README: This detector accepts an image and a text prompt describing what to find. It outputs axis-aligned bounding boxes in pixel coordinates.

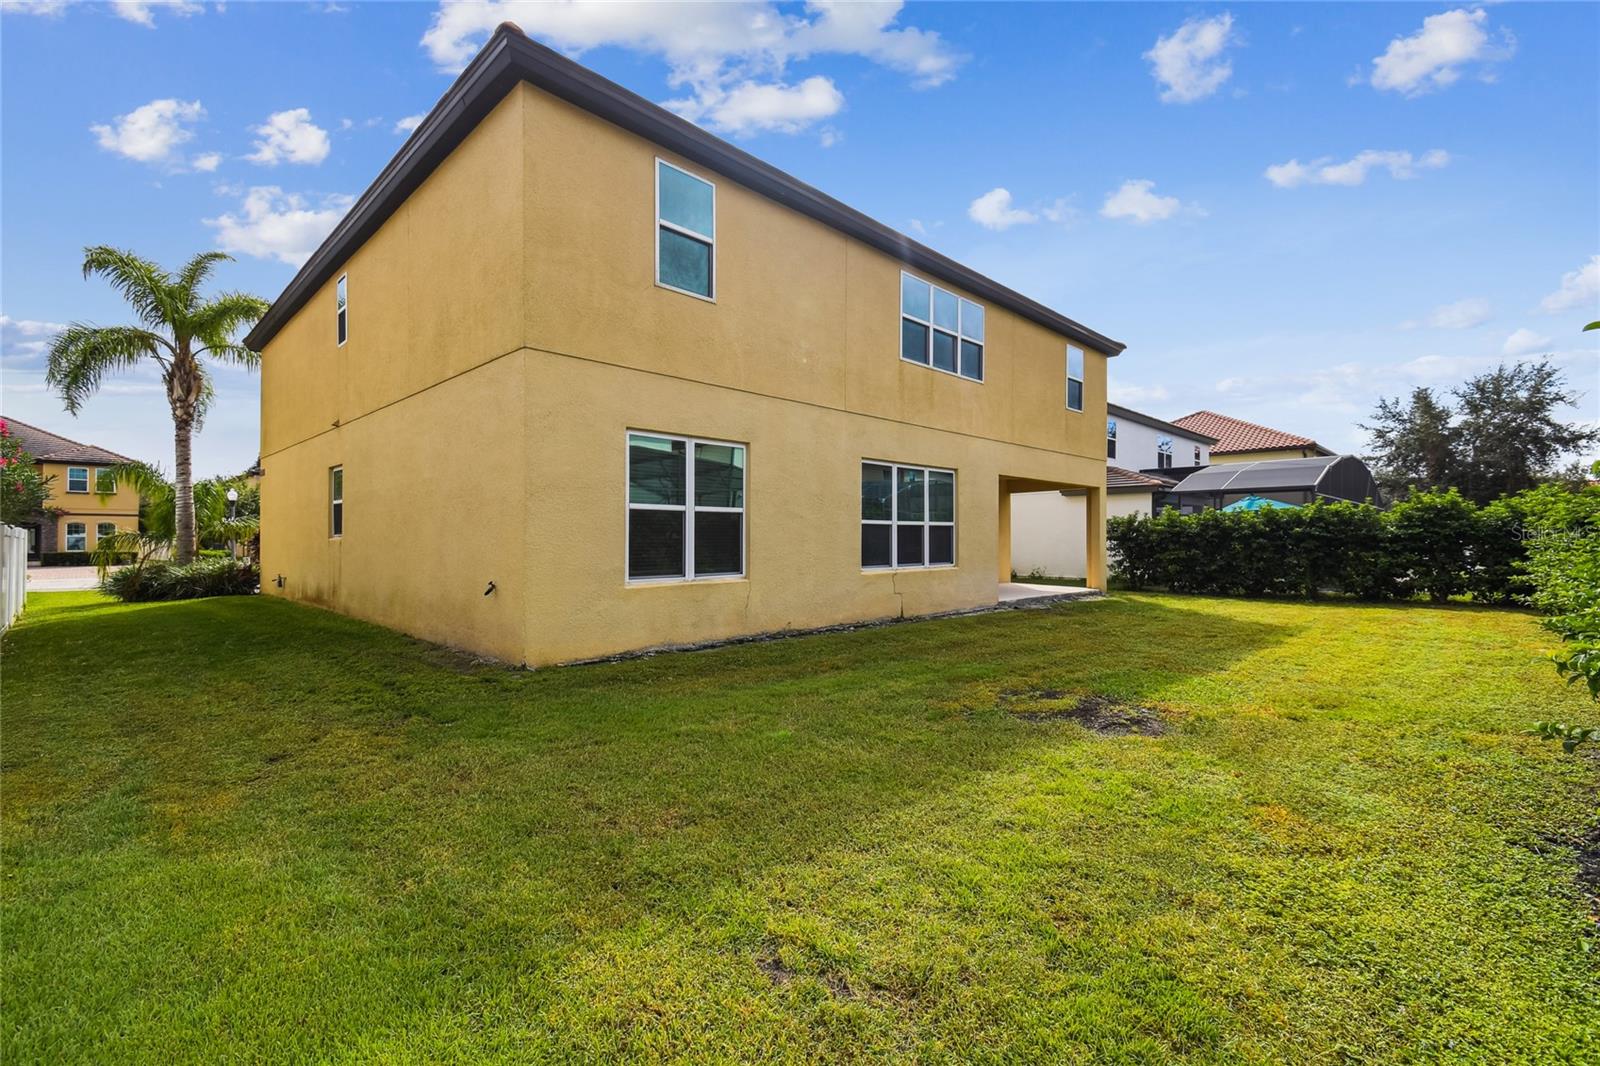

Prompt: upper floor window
[900,273,984,381]
[95,468,116,493]
[627,431,744,582]
[65,522,87,552]
[330,466,344,537]
[656,160,715,300]
[1107,419,1118,460]
[336,274,348,346]
[1194,444,1202,465]
[1066,346,1085,411]
[1157,436,1174,470]
[861,461,955,569]
[66,466,89,493]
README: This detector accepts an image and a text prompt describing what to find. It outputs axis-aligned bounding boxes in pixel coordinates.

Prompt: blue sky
[2,1,1596,477]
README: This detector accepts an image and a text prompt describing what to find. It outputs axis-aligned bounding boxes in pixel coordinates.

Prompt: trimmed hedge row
[40,551,136,567]
[1108,486,1597,603]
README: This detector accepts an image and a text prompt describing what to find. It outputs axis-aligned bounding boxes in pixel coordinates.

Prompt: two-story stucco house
[4,418,140,560]
[248,24,1123,666]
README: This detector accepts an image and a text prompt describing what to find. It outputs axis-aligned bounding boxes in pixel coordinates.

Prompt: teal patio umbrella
[1221,495,1299,512]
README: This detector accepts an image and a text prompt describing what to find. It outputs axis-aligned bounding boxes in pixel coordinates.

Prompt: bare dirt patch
[999,690,1170,736]
[756,954,853,998]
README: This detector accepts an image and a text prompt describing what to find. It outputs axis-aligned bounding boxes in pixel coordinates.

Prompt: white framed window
[655,159,715,301]
[66,466,89,493]
[65,522,87,551]
[96,522,116,541]
[1107,418,1118,460]
[1157,436,1174,470]
[627,431,744,582]
[95,468,116,493]
[336,274,348,346]
[329,466,344,537]
[900,272,984,381]
[1194,444,1202,465]
[861,461,955,570]
[1066,346,1085,411]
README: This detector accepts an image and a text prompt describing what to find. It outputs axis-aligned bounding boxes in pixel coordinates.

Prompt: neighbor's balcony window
[1066,345,1084,412]
[1107,418,1118,459]
[65,522,87,551]
[628,431,745,582]
[900,272,984,381]
[656,160,715,300]
[66,466,89,493]
[861,461,955,569]
[1156,437,1173,470]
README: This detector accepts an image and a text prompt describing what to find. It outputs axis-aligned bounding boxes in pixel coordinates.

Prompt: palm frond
[81,246,180,331]
[176,251,234,305]
[189,291,270,351]
[91,529,169,576]
[191,371,217,432]
[197,344,262,370]
[44,324,168,413]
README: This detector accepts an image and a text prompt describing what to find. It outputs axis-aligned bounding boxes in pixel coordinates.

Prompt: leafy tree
[0,418,54,525]
[46,248,267,563]
[1362,386,1458,497]
[91,462,259,574]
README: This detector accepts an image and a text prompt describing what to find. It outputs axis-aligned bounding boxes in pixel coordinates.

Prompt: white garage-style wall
[1011,490,1153,580]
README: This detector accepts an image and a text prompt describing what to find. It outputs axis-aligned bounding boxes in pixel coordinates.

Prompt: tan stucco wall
[37,460,139,549]
[260,81,1112,665]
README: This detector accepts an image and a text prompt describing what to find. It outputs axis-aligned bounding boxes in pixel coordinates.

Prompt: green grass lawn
[4,591,1597,1063]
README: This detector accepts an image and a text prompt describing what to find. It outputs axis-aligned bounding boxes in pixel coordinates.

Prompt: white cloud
[967,188,1037,231]
[1539,255,1600,314]
[1109,382,1171,406]
[1426,298,1491,330]
[1503,328,1553,356]
[0,1,71,16]
[0,314,66,366]
[91,98,204,165]
[1265,148,1448,188]
[247,108,331,166]
[668,75,843,136]
[111,0,203,26]
[190,151,222,172]
[393,113,425,135]
[1100,179,1182,224]
[419,1,962,138]
[203,186,352,266]
[1144,13,1238,104]
[1369,8,1513,96]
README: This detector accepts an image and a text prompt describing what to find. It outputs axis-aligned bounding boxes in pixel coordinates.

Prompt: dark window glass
[901,318,929,364]
[331,501,343,537]
[861,524,892,568]
[67,467,88,492]
[658,228,712,297]
[694,512,742,576]
[927,470,954,522]
[897,467,925,521]
[861,463,893,520]
[1108,437,1117,459]
[694,443,743,507]
[928,525,954,565]
[896,524,924,567]
[629,509,685,579]
[960,340,983,380]
[932,330,957,372]
[629,436,686,505]
[1067,377,1083,412]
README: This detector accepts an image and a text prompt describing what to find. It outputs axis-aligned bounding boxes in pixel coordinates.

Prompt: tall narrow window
[656,160,715,299]
[1194,444,1202,465]
[95,468,117,493]
[65,522,87,551]
[628,432,744,581]
[1107,418,1118,460]
[861,461,955,569]
[336,274,348,346]
[1157,437,1173,470]
[1066,346,1084,411]
[329,466,344,537]
[900,272,984,381]
[66,466,89,493]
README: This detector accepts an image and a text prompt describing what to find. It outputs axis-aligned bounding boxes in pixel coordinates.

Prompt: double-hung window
[95,468,116,493]
[1066,346,1085,411]
[336,275,348,346]
[1156,437,1173,470]
[66,466,89,493]
[329,466,344,537]
[656,160,715,300]
[861,461,955,569]
[627,432,745,582]
[1107,419,1118,460]
[65,522,87,551]
[900,273,984,381]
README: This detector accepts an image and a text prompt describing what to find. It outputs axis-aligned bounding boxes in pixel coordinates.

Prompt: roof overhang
[244,25,1126,357]
[1106,404,1218,444]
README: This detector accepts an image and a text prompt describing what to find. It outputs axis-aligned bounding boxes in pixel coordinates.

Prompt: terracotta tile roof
[1,417,135,466]
[1107,466,1178,491]
[1170,410,1327,455]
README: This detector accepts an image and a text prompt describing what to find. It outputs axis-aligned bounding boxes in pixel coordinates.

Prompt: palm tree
[91,462,260,575]
[46,247,267,564]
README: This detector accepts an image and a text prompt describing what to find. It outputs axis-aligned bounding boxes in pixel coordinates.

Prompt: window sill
[862,564,957,574]
[627,574,746,588]
[654,280,716,304]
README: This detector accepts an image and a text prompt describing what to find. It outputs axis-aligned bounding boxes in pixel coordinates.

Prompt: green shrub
[99,557,259,602]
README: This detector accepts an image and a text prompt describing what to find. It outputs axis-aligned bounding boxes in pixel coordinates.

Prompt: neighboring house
[1011,404,1217,579]
[248,24,1124,666]
[4,419,139,560]
[1170,410,1331,464]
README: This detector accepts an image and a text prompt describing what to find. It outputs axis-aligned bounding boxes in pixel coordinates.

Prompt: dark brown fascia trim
[245,27,1125,356]
[1106,403,1219,444]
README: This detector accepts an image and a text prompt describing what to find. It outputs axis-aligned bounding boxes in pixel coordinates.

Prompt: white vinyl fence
[1,524,27,631]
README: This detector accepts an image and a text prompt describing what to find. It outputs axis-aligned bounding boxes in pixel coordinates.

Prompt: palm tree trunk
[173,415,196,564]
